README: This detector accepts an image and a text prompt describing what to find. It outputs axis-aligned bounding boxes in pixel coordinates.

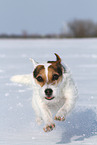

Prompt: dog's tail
[10,74,32,85]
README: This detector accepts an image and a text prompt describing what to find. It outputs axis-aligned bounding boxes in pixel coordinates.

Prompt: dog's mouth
[45,96,55,100]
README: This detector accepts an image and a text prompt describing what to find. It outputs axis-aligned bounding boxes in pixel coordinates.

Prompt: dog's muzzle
[44,88,55,100]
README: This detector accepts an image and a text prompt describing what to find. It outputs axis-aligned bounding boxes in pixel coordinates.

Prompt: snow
[0,38,97,145]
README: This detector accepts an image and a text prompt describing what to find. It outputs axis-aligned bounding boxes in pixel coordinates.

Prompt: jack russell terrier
[11,53,77,132]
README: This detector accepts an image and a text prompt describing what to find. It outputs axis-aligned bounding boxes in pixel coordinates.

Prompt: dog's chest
[45,97,65,114]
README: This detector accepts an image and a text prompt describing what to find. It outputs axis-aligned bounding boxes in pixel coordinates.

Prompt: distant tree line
[66,19,97,37]
[0,19,97,38]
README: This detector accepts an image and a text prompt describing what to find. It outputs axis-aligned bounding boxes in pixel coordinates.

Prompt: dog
[11,53,77,132]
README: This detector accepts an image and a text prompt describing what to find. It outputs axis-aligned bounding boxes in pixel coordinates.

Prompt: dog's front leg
[32,97,43,125]
[55,96,75,121]
[55,79,77,121]
[37,97,55,132]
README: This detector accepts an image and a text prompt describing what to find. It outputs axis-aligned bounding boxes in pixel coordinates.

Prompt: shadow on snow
[57,108,97,144]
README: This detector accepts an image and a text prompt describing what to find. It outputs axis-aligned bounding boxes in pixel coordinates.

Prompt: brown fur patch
[33,57,63,87]
[33,65,46,87]
[48,62,63,85]
[47,54,63,84]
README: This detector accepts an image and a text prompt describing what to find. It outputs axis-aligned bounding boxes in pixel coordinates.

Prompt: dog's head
[31,53,65,101]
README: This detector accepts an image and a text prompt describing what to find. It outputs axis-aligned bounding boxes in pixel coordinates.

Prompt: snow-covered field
[0,38,97,145]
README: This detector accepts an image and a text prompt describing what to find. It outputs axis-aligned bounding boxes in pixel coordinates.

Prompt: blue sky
[0,0,97,34]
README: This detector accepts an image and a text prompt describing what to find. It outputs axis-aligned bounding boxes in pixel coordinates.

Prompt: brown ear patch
[47,53,61,64]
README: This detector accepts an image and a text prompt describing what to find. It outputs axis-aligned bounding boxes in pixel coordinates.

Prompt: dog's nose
[45,88,53,97]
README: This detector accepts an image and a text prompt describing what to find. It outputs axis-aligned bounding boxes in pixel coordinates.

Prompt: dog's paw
[43,123,55,132]
[54,116,65,121]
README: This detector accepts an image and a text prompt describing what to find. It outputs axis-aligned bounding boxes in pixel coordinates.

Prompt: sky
[0,0,97,35]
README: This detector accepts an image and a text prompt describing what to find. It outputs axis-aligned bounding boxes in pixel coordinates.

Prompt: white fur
[11,61,77,132]
[11,74,32,85]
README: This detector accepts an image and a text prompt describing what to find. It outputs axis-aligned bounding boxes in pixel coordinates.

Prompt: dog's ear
[54,53,61,63]
[30,58,38,67]
[47,53,61,64]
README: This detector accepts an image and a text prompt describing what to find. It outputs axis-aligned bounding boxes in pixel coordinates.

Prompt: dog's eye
[52,74,59,81]
[36,76,43,82]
